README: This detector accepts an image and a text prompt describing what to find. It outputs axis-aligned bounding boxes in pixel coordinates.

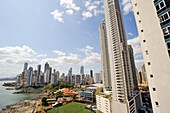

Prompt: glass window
[137,12,139,15]
[150,74,153,78]
[135,3,137,7]
[153,88,156,91]
[161,16,164,21]
[168,27,170,33]
[155,101,159,106]
[141,30,144,32]
[164,13,168,20]
[167,42,170,49]
[148,62,151,65]
[164,0,170,8]
[156,5,160,11]
[145,50,148,55]
[143,40,146,43]
[160,2,164,8]
[139,20,141,23]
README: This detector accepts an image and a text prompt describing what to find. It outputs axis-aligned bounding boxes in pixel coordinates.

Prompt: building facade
[131,0,170,112]
[99,19,112,91]
[102,0,142,112]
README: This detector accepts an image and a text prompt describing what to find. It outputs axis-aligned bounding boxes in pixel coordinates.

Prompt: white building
[131,0,170,113]
[99,19,112,91]
[96,93,112,113]
[101,0,142,112]
[94,73,101,83]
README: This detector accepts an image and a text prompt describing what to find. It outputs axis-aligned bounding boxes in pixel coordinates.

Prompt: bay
[0,81,36,110]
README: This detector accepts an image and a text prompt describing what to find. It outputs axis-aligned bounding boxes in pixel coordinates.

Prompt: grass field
[48,102,91,113]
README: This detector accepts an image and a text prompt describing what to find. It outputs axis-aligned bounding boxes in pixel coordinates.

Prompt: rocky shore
[0,93,48,113]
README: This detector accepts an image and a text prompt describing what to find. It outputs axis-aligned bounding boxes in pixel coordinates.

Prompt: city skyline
[0,0,143,78]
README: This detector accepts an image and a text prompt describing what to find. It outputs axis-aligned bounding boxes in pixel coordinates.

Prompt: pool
[93,106,97,109]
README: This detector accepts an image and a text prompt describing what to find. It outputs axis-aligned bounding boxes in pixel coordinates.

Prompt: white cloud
[66,9,74,15]
[128,36,142,55]
[37,54,47,57]
[50,9,64,23]
[82,11,93,20]
[78,45,101,65]
[0,45,37,58]
[94,1,102,5]
[135,59,144,71]
[53,50,66,56]
[122,0,133,15]
[128,32,134,36]
[94,9,104,16]
[85,0,91,7]
[0,57,39,65]
[87,5,97,11]
[82,52,101,65]
[60,0,80,11]
[41,53,80,65]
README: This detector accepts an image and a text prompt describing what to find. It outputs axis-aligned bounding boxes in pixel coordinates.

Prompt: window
[148,62,151,65]
[156,5,160,11]
[135,3,137,7]
[141,30,144,32]
[153,88,156,91]
[155,101,159,106]
[139,20,141,23]
[167,42,170,49]
[161,16,164,21]
[164,13,168,20]
[168,27,170,33]
[137,11,139,15]
[143,40,146,42]
[150,74,153,78]
[160,2,164,8]
[145,50,148,55]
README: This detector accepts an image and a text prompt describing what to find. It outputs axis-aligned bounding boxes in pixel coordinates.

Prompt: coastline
[0,92,48,113]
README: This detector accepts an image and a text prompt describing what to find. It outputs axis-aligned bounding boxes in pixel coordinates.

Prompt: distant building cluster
[16,63,103,87]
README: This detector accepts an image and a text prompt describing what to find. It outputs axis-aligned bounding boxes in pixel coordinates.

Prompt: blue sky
[0,0,143,78]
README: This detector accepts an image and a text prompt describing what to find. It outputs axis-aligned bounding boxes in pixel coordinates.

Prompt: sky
[0,0,144,78]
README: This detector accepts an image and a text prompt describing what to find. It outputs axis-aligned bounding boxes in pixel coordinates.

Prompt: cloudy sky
[0,0,143,78]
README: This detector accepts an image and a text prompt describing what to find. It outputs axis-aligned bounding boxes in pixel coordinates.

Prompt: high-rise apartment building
[37,65,41,76]
[23,62,28,71]
[80,66,84,75]
[128,45,139,90]
[131,0,170,112]
[27,67,33,86]
[68,67,72,76]
[90,70,93,78]
[44,62,49,73]
[99,19,112,91]
[101,0,142,112]
[140,64,148,84]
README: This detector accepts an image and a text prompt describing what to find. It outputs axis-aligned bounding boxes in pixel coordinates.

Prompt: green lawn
[48,102,91,113]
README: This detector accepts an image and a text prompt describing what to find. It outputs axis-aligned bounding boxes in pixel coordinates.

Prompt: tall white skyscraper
[131,0,170,112]
[99,19,112,91]
[102,0,142,112]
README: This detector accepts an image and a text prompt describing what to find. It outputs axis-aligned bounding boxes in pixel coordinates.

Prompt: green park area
[48,102,91,113]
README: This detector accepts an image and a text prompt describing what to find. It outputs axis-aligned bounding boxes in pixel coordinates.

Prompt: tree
[41,97,48,106]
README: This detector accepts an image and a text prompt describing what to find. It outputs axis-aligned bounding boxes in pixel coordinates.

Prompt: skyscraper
[128,45,139,90]
[68,67,72,76]
[90,70,93,78]
[99,19,112,91]
[23,62,28,71]
[27,67,33,86]
[80,66,84,75]
[44,62,49,73]
[131,0,170,112]
[102,0,142,112]
[140,64,148,84]
[37,65,41,76]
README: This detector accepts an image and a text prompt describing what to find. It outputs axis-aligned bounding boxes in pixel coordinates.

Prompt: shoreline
[0,92,48,113]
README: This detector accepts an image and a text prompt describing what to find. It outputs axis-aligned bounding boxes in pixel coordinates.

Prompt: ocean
[0,81,36,110]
